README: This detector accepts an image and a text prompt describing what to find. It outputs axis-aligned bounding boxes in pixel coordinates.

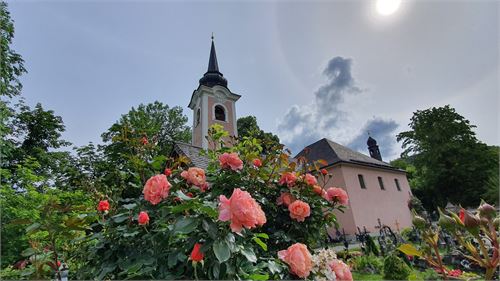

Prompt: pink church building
[173,38,413,237]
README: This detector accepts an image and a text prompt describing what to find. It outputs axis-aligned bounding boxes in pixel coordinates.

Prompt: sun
[376,0,402,16]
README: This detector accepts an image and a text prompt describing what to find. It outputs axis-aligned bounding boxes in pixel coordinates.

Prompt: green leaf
[170,200,196,213]
[167,253,177,268]
[123,203,137,210]
[240,247,257,263]
[112,213,129,223]
[398,243,422,257]
[202,219,218,239]
[213,240,231,263]
[176,190,194,201]
[123,231,139,237]
[25,222,41,234]
[248,273,269,280]
[21,248,36,257]
[212,261,220,279]
[254,233,269,239]
[267,260,281,274]
[173,217,198,234]
[252,237,268,251]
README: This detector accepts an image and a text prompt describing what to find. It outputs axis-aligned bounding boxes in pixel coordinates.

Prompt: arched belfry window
[196,108,201,126]
[214,105,226,121]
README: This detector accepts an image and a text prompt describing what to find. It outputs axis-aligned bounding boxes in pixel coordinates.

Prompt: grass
[352,272,384,280]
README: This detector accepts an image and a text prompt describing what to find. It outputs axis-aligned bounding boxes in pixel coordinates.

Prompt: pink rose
[277,192,295,207]
[278,243,312,278]
[252,158,262,168]
[143,174,171,205]
[219,152,243,171]
[138,211,149,225]
[288,200,311,222]
[325,187,349,205]
[330,259,353,281]
[218,188,266,233]
[304,173,317,186]
[279,172,297,187]
[181,167,207,188]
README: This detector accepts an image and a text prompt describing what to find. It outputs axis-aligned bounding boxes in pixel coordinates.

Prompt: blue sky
[7,1,499,160]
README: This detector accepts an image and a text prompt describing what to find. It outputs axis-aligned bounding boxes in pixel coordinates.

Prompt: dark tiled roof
[172,142,209,169]
[294,138,401,171]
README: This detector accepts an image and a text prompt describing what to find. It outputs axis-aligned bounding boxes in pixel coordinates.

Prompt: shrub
[74,125,348,280]
[420,268,442,280]
[383,254,412,280]
[351,255,383,274]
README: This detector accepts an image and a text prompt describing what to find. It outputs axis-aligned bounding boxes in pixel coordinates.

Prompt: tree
[0,1,26,98]
[97,101,191,198]
[397,105,496,210]
[237,116,281,153]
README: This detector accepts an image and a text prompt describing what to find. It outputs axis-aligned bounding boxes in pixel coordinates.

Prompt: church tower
[188,37,240,149]
[367,136,383,161]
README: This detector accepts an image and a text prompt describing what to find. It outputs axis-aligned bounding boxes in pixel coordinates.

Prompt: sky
[7,0,499,161]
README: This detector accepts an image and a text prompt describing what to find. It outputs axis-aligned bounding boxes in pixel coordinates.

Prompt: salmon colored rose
[312,185,323,195]
[277,192,295,207]
[278,243,313,278]
[97,200,110,212]
[190,243,204,262]
[288,200,311,222]
[143,174,171,205]
[219,152,243,171]
[181,167,207,188]
[218,188,266,233]
[325,187,349,205]
[330,259,353,281]
[279,172,297,187]
[138,211,149,225]
[253,158,262,168]
[304,173,317,186]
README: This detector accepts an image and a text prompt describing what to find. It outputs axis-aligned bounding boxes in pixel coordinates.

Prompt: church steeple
[367,135,383,161]
[189,35,240,149]
[199,36,228,88]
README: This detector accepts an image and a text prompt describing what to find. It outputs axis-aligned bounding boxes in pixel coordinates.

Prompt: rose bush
[76,125,348,279]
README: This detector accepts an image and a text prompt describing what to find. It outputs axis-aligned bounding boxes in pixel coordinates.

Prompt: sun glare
[376,0,402,16]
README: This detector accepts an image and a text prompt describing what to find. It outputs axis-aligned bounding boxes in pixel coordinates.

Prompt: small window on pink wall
[358,174,366,189]
[395,178,401,191]
[214,105,226,121]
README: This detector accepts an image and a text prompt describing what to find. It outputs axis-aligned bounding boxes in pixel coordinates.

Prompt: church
[172,38,413,237]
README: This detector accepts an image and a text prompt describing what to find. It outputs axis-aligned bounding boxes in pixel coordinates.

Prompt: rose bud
[493,217,500,229]
[412,214,427,230]
[164,168,172,177]
[97,200,110,212]
[320,169,328,175]
[190,243,204,263]
[138,211,149,225]
[252,159,262,168]
[461,209,480,229]
[438,208,456,232]
[478,201,496,220]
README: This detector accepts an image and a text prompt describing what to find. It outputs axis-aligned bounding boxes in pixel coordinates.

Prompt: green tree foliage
[95,101,191,199]
[237,116,281,153]
[397,105,496,209]
[0,1,26,98]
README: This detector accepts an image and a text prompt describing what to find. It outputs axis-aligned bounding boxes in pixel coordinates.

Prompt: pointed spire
[207,35,219,73]
[199,34,228,88]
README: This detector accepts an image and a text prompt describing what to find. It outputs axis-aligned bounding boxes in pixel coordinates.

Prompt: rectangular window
[358,174,366,189]
[395,179,401,191]
[378,176,385,190]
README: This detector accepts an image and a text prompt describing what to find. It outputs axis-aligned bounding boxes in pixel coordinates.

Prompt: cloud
[277,56,361,153]
[277,56,401,159]
[347,118,399,160]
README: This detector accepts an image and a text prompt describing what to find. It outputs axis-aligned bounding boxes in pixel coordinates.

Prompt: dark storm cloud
[348,118,399,160]
[278,56,361,152]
